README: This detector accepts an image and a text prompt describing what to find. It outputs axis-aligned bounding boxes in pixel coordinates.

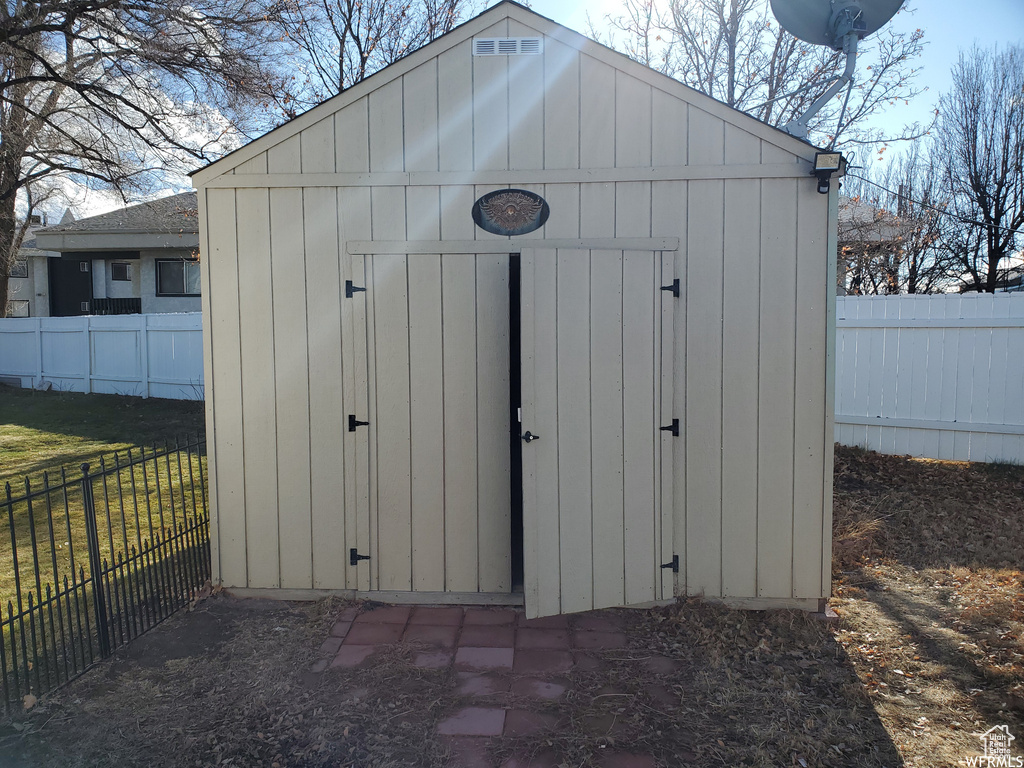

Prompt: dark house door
[49,257,93,316]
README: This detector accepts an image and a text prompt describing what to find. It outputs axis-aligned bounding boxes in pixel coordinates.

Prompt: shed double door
[350,248,674,617]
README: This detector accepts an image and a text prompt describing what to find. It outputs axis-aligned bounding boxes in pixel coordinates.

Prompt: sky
[527,0,1024,138]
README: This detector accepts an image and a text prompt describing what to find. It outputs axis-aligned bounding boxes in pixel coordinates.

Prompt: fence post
[80,464,110,658]
[140,314,150,400]
[82,319,91,394]
[34,318,43,387]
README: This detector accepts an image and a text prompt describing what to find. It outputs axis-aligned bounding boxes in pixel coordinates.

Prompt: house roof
[17,236,49,259]
[838,195,914,243]
[34,192,199,252]
[191,0,818,185]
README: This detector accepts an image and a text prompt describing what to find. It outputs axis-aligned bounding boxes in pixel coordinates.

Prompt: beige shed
[191,1,837,618]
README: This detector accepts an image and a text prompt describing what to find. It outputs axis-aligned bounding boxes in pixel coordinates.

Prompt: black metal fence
[1,436,209,713]
[91,297,142,315]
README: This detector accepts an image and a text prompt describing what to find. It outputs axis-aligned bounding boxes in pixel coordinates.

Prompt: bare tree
[279,0,474,107]
[0,0,290,316]
[600,0,926,148]
[840,146,952,295]
[934,45,1024,293]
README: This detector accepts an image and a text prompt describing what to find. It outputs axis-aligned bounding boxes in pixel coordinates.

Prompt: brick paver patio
[313,603,663,767]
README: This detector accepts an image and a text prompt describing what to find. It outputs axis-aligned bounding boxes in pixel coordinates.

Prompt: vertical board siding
[235,188,280,588]
[437,40,474,172]
[555,248,594,613]
[342,189,373,591]
[720,179,760,597]
[652,89,688,167]
[526,249,562,616]
[300,118,336,173]
[658,251,676,599]
[205,190,244,586]
[507,19,545,171]
[792,182,828,598]
[362,255,381,588]
[580,56,615,169]
[756,179,798,599]
[651,180,688,594]
[621,251,658,605]
[835,294,1024,463]
[403,61,440,173]
[267,136,300,175]
[197,189,220,583]
[684,181,724,598]
[615,72,652,168]
[270,188,313,589]
[371,253,413,591]
[407,186,442,241]
[369,79,405,173]
[473,19,509,172]
[589,250,626,608]
[688,108,724,165]
[441,254,479,590]
[476,255,512,592]
[543,37,580,170]
[303,187,348,590]
[336,98,370,173]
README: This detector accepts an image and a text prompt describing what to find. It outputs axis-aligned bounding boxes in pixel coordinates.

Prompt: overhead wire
[844,172,1024,238]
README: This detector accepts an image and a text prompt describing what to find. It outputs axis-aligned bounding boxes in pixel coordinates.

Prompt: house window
[156,260,201,297]
[111,262,131,281]
[10,259,28,278]
[6,300,29,317]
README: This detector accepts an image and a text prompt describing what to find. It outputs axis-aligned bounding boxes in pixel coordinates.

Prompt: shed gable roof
[192,1,817,186]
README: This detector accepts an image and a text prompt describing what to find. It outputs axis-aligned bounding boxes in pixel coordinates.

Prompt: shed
[191,1,837,618]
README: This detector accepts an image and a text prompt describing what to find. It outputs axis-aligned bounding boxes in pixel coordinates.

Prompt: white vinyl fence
[835,294,1024,463]
[0,313,203,400]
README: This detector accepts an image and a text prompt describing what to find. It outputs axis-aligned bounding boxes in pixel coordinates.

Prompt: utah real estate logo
[963,726,1022,767]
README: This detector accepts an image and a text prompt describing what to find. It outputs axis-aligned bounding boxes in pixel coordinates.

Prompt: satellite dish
[768,0,905,138]
[769,0,904,50]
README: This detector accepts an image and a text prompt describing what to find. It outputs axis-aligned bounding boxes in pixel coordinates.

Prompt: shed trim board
[200,164,812,189]
[347,239,679,254]
[194,0,835,617]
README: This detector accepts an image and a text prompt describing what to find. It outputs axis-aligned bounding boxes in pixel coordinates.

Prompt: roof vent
[473,37,543,56]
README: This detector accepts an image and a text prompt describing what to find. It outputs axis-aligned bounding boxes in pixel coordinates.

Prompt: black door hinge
[348,414,370,432]
[660,279,680,297]
[660,555,679,573]
[659,418,679,437]
[350,548,371,566]
[345,280,366,298]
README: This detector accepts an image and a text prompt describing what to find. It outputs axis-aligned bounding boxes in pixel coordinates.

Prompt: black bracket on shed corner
[348,414,369,432]
[345,280,366,298]
[661,555,680,573]
[660,418,680,437]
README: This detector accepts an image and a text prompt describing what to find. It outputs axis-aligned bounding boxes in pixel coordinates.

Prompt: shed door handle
[522,431,539,443]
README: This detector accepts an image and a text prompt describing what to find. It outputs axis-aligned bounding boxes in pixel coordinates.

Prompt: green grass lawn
[0,387,205,483]
[0,387,207,611]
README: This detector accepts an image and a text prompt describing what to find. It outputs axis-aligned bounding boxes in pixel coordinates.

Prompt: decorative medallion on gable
[472,189,550,236]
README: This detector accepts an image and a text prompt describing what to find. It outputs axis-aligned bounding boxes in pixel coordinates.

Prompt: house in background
[7,217,53,317]
[837,194,910,295]
[15,192,200,317]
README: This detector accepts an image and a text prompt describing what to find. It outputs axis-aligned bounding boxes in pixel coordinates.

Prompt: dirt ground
[0,445,1021,768]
